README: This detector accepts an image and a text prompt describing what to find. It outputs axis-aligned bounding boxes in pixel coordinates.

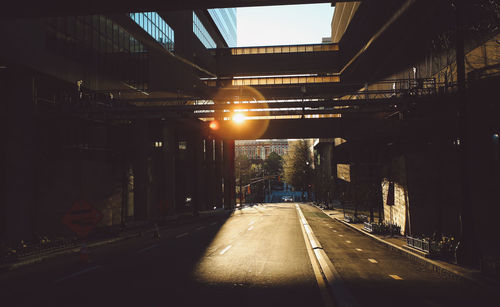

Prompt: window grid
[45,15,149,90]
[229,43,339,55]
[130,12,174,52]
[193,12,217,49]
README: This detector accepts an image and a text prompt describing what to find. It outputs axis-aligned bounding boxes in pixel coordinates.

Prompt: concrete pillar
[163,124,177,216]
[2,67,37,244]
[190,132,204,215]
[223,139,235,209]
[132,119,150,220]
[205,138,215,209]
[214,138,223,208]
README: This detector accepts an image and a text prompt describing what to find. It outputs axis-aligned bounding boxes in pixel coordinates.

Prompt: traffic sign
[62,200,103,238]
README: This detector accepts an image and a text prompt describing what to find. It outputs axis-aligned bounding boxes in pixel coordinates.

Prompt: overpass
[1,0,499,274]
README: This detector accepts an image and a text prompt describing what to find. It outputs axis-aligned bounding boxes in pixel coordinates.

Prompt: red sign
[62,201,103,238]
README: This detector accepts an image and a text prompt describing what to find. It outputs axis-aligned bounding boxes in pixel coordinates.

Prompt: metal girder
[4,1,351,18]
[205,117,456,140]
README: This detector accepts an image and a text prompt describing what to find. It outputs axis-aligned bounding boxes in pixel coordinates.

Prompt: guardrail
[406,236,430,253]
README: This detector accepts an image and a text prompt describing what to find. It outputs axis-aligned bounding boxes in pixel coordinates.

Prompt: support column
[132,119,150,220]
[214,138,223,208]
[223,139,235,210]
[2,66,37,244]
[191,132,203,215]
[455,0,479,265]
[163,124,177,216]
[205,137,215,209]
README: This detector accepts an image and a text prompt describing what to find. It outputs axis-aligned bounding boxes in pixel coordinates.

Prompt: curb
[0,209,231,274]
[314,205,494,288]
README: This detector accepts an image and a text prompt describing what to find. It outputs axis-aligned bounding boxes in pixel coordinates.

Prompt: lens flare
[209,120,219,130]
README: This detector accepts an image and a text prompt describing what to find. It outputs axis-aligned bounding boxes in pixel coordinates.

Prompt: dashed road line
[54,265,101,283]
[248,226,254,231]
[220,245,232,255]
[137,244,160,254]
[210,222,217,226]
[368,258,378,263]
[338,234,344,237]
[248,220,255,226]
[196,226,205,231]
[390,274,403,280]
[346,240,352,244]
[176,232,189,238]
[356,248,363,252]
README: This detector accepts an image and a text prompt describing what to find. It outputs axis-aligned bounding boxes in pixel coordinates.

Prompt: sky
[237,4,335,47]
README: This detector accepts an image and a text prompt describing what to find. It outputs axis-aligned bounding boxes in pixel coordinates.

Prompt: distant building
[235,140,289,160]
[322,37,332,43]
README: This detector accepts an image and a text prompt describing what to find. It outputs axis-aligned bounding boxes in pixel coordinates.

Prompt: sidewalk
[315,205,499,289]
[0,208,230,273]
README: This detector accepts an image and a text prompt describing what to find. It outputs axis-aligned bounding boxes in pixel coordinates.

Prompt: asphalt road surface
[0,203,496,307]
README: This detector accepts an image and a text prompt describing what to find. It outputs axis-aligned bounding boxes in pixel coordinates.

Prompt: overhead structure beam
[4,0,364,18]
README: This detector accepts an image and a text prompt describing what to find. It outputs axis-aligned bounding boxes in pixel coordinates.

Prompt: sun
[233,113,246,124]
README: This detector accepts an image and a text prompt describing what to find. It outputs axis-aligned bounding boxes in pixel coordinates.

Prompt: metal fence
[406,236,430,253]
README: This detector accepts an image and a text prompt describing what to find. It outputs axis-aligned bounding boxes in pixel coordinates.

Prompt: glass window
[130,12,174,51]
[192,11,216,49]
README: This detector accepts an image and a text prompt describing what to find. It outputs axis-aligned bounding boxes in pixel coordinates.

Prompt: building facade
[236,140,289,160]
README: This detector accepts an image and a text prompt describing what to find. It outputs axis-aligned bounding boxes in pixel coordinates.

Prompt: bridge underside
[208,118,457,141]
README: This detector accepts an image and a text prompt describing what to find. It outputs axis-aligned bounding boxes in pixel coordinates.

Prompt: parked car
[281,195,293,202]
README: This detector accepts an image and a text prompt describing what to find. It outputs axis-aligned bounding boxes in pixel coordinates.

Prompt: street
[0,203,496,307]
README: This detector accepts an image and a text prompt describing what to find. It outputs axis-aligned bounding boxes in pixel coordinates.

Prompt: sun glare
[233,113,246,124]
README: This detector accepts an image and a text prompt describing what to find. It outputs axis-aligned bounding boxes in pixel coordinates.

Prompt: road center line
[210,222,217,226]
[54,265,101,283]
[220,245,232,255]
[137,244,160,254]
[356,248,363,252]
[390,274,403,280]
[368,259,378,263]
[338,234,344,237]
[196,226,205,231]
[248,220,255,226]
[346,240,352,244]
[176,232,189,238]
[248,226,254,231]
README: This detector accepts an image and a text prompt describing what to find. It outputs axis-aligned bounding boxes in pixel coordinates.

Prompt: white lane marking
[220,245,232,255]
[54,265,101,283]
[346,240,352,244]
[176,232,189,238]
[210,222,217,226]
[248,226,254,231]
[248,220,255,226]
[338,234,344,237]
[196,226,205,231]
[390,274,403,280]
[368,258,378,263]
[332,229,337,232]
[356,248,363,252]
[137,244,160,254]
